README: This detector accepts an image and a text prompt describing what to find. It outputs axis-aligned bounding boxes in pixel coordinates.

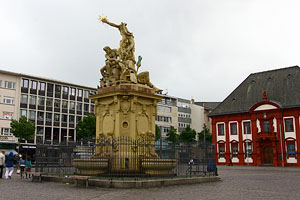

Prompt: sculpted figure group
[99,16,161,93]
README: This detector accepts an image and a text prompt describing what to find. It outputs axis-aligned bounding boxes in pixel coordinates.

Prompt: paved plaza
[0,166,299,200]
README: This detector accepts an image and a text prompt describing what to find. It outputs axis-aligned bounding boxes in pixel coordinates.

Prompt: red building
[210,66,300,166]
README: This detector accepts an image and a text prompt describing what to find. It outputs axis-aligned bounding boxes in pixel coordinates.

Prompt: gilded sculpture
[73,16,176,175]
[99,16,162,93]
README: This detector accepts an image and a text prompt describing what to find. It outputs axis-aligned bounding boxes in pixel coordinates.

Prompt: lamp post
[203,124,206,144]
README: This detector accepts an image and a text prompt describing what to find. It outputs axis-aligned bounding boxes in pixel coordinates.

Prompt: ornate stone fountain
[73,16,176,176]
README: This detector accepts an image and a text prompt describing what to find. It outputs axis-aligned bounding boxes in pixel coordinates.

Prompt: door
[264,147,273,164]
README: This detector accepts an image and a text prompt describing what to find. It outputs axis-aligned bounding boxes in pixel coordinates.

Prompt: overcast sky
[1,0,300,101]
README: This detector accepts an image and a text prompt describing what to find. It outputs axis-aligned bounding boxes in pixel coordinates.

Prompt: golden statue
[99,16,161,93]
[73,16,175,176]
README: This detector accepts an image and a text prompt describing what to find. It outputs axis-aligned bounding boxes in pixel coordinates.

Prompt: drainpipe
[279,124,284,167]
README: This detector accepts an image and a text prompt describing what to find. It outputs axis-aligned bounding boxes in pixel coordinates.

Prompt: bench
[69,176,91,188]
[27,172,44,182]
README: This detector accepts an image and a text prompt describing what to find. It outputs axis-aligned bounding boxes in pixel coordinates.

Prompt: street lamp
[203,124,206,144]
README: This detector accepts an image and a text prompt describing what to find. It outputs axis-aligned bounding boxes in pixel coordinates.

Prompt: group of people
[0,150,32,180]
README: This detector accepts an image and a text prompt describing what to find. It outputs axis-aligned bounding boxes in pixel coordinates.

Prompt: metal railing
[35,137,217,178]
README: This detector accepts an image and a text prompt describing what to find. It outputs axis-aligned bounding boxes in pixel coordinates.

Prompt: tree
[179,125,196,143]
[197,127,212,143]
[155,125,161,141]
[10,116,35,141]
[76,113,96,140]
[166,126,178,143]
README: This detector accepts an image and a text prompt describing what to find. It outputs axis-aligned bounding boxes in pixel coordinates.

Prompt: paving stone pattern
[0,166,299,200]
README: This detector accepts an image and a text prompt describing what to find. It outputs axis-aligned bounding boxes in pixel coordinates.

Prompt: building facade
[156,95,213,140]
[0,69,96,156]
[156,95,178,137]
[210,66,300,167]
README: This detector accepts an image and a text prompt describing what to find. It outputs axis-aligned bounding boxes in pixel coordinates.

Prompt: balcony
[257,131,277,140]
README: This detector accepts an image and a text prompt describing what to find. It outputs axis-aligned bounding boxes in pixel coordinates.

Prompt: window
[218,124,225,136]
[84,104,89,112]
[3,97,14,105]
[3,112,13,120]
[1,128,10,135]
[20,109,27,117]
[37,111,44,121]
[156,115,171,123]
[62,100,68,109]
[62,114,68,123]
[70,88,76,96]
[4,81,15,89]
[46,98,53,107]
[285,118,294,132]
[46,113,52,122]
[54,114,60,122]
[163,127,170,133]
[31,80,37,90]
[69,115,75,123]
[219,144,225,158]
[39,82,45,91]
[38,97,45,106]
[63,86,69,96]
[0,80,2,87]
[84,90,89,99]
[78,89,83,97]
[263,121,270,132]
[232,144,238,157]
[76,116,82,123]
[77,103,82,111]
[29,96,36,105]
[21,94,28,104]
[47,83,53,92]
[37,126,43,135]
[287,142,295,157]
[70,102,75,110]
[55,85,61,94]
[245,143,252,157]
[54,99,60,108]
[243,122,251,134]
[91,104,94,113]
[230,123,237,135]
[28,110,36,120]
[22,79,29,88]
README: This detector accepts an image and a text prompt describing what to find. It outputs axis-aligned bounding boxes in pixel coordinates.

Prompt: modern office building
[156,95,178,137]
[177,98,192,133]
[156,95,212,140]
[0,69,96,156]
[210,66,300,167]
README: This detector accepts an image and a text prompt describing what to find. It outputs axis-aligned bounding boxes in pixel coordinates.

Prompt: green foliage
[155,125,161,141]
[76,113,96,140]
[197,127,212,143]
[179,125,196,143]
[10,116,35,140]
[166,126,178,143]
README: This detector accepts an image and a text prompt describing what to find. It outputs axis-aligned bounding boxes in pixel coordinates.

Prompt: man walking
[5,152,15,179]
[0,150,5,178]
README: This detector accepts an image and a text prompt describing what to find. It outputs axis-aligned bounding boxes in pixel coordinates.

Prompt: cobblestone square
[0,166,299,200]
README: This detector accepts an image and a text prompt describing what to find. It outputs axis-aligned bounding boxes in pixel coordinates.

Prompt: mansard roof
[209,66,300,116]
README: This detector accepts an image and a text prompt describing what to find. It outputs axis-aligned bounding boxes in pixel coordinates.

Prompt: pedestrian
[229,155,233,166]
[19,155,26,179]
[0,150,5,178]
[5,152,15,179]
[25,157,32,179]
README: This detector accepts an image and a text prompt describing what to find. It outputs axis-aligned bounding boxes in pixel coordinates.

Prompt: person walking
[0,150,5,178]
[19,155,26,179]
[25,157,32,179]
[5,152,15,179]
